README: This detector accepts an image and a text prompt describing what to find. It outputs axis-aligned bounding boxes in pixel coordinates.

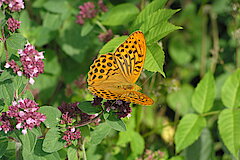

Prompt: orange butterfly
[87,31,154,105]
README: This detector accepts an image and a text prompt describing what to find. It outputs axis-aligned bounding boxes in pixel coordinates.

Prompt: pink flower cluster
[76,0,107,25]
[0,0,24,12]
[136,149,165,160]
[62,127,81,146]
[7,17,21,32]
[5,43,44,84]
[0,99,46,134]
[98,29,113,42]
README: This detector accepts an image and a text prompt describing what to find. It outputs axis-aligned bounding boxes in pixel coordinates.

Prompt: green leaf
[19,11,31,38]
[79,126,90,137]
[43,0,69,14]
[67,147,78,160]
[43,12,62,31]
[140,9,180,33]
[38,106,61,128]
[129,131,145,156]
[175,114,206,152]
[169,34,193,65]
[132,0,168,29]
[184,128,214,160]
[32,26,55,47]
[19,129,38,159]
[0,71,12,82]
[42,128,66,153]
[13,75,28,95]
[101,3,139,26]
[32,49,60,103]
[221,69,240,108]
[145,21,182,44]
[144,43,165,76]
[0,140,8,158]
[167,84,194,115]
[99,36,128,55]
[78,101,102,115]
[218,108,240,158]
[81,22,94,37]
[169,156,184,160]
[192,72,216,113]
[6,33,26,51]
[106,113,126,131]
[0,79,14,105]
[90,123,111,145]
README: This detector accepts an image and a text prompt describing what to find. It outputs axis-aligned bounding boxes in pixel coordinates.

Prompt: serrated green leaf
[175,114,206,153]
[106,113,126,131]
[144,43,165,76]
[90,123,111,145]
[19,129,38,159]
[0,71,12,82]
[78,101,102,115]
[67,147,78,160]
[38,106,61,128]
[0,140,8,158]
[132,0,168,29]
[146,22,182,44]
[192,72,216,113]
[167,84,194,115]
[6,33,26,50]
[140,9,180,33]
[101,3,139,26]
[221,69,240,108]
[81,22,94,37]
[99,36,128,55]
[0,79,14,105]
[42,128,66,153]
[218,108,240,158]
[33,139,61,159]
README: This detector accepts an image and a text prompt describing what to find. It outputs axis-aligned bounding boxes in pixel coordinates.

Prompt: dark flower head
[58,102,81,118]
[7,17,21,32]
[62,127,81,147]
[103,100,131,118]
[98,29,113,42]
[98,0,108,12]
[91,96,103,106]
[0,112,13,133]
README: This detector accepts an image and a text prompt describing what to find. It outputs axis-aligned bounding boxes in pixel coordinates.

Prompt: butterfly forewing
[87,31,154,106]
[113,31,146,83]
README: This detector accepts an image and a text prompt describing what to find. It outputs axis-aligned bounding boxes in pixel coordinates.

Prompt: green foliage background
[0,0,240,159]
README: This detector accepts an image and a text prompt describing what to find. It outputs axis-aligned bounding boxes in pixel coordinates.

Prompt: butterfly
[87,31,154,106]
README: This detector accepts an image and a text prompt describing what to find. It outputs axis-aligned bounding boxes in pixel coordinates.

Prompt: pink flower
[7,17,21,32]
[98,0,108,12]
[76,2,97,25]
[6,99,46,134]
[62,127,81,147]
[98,29,113,42]
[4,0,24,12]
[0,112,13,133]
[19,43,44,84]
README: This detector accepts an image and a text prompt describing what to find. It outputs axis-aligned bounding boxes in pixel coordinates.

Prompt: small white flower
[29,78,35,85]
[5,63,10,68]
[22,129,27,135]
[17,71,23,76]
[16,123,22,129]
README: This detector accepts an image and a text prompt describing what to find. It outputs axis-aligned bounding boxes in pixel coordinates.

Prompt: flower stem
[1,27,9,62]
[95,20,107,33]
[210,10,220,73]
[135,106,142,132]
[201,110,220,117]
[81,138,87,160]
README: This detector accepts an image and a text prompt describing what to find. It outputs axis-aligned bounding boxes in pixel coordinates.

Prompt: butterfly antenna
[140,71,157,88]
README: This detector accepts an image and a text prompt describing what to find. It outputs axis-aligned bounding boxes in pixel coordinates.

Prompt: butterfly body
[87,31,154,106]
